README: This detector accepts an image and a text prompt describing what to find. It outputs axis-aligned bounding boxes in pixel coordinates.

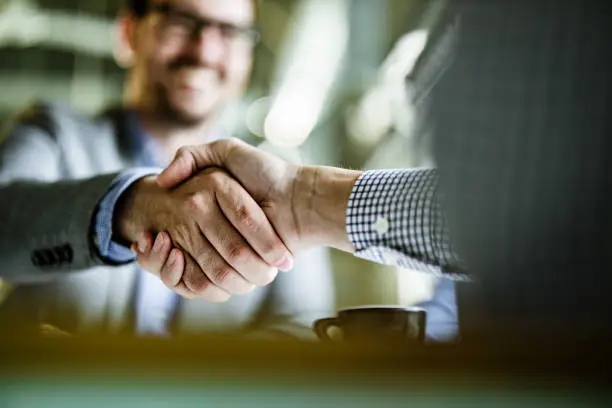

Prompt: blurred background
[0,0,446,310]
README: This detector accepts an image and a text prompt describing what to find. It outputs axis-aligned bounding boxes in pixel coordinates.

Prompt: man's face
[129,0,256,124]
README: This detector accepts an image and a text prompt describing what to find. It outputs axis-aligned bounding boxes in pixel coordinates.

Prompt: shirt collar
[125,109,228,168]
[125,110,166,168]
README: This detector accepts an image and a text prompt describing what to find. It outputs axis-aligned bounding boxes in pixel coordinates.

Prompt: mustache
[168,56,209,72]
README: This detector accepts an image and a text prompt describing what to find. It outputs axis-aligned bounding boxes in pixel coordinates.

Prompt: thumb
[157,144,218,188]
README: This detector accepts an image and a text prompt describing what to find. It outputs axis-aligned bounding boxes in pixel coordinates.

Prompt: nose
[189,26,226,67]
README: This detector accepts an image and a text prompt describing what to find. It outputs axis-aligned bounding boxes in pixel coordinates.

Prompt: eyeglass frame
[148,3,261,46]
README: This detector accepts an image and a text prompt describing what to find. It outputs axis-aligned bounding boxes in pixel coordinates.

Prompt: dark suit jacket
[412,0,612,333]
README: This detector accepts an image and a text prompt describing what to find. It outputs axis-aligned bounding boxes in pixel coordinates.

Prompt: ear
[113,12,138,68]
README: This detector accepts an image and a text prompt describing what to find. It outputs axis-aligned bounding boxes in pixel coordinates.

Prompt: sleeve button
[372,217,390,235]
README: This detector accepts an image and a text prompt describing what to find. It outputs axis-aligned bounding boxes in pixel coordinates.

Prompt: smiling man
[0,0,333,338]
[122,0,255,127]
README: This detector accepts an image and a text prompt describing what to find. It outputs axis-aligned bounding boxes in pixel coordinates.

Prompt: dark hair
[126,0,260,19]
[127,0,148,18]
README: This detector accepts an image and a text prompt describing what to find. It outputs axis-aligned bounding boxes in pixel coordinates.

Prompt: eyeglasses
[150,3,260,46]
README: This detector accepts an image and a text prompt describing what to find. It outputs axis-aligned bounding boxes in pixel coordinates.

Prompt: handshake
[115,138,361,302]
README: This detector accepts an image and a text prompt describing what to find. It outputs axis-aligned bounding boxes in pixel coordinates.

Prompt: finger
[217,178,294,271]
[154,241,227,301]
[180,251,232,302]
[157,139,240,188]
[156,145,215,188]
[179,192,262,293]
[136,231,172,278]
[158,249,197,301]
[196,199,278,287]
[134,233,189,299]
[170,222,247,298]
[172,279,199,300]
[160,248,185,290]
[188,230,256,294]
[131,231,154,255]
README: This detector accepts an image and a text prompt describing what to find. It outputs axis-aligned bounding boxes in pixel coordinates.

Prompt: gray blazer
[0,102,333,336]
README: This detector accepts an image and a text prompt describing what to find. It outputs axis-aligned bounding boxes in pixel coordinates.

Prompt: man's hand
[130,231,186,288]
[157,139,362,253]
[115,167,293,301]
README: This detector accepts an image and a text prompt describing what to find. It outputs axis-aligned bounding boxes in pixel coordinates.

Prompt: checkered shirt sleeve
[346,168,468,280]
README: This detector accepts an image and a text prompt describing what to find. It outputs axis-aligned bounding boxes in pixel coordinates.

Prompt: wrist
[113,175,159,244]
[293,166,361,252]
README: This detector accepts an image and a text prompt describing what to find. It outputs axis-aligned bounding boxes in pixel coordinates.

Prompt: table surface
[1,333,611,408]
[0,280,11,304]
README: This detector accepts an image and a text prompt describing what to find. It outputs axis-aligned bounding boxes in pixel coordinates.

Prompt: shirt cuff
[345,169,467,280]
[94,168,162,264]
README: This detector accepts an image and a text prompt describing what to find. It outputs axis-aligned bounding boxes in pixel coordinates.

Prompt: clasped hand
[116,139,303,302]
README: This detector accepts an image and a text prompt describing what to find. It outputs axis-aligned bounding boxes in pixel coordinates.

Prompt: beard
[152,83,216,127]
[150,56,225,127]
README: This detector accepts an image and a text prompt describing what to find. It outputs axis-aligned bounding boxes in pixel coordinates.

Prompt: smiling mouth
[174,69,219,93]
[178,84,205,93]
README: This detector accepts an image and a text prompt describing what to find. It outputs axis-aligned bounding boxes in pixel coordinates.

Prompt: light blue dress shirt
[416,278,459,342]
[95,113,179,336]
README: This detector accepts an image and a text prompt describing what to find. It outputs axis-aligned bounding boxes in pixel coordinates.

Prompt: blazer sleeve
[0,103,123,283]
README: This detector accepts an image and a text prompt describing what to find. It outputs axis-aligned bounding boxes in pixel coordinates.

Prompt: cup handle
[313,317,339,342]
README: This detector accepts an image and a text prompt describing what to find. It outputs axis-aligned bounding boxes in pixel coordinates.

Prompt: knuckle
[206,166,224,178]
[183,267,212,294]
[195,252,213,270]
[235,205,257,231]
[175,145,191,159]
[226,242,247,264]
[216,138,239,158]
[211,266,235,285]
[205,169,228,189]
[188,276,211,295]
[184,194,205,214]
[205,176,222,191]
[260,242,285,265]
[220,138,236,150]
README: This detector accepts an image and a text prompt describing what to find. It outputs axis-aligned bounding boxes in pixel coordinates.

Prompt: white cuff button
[373,217,390,235]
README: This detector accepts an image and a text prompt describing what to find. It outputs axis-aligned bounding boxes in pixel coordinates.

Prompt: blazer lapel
[99,107,142,168]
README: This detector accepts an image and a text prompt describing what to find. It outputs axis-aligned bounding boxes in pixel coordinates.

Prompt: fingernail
[137,236,148,253]
[278,256,294,272]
